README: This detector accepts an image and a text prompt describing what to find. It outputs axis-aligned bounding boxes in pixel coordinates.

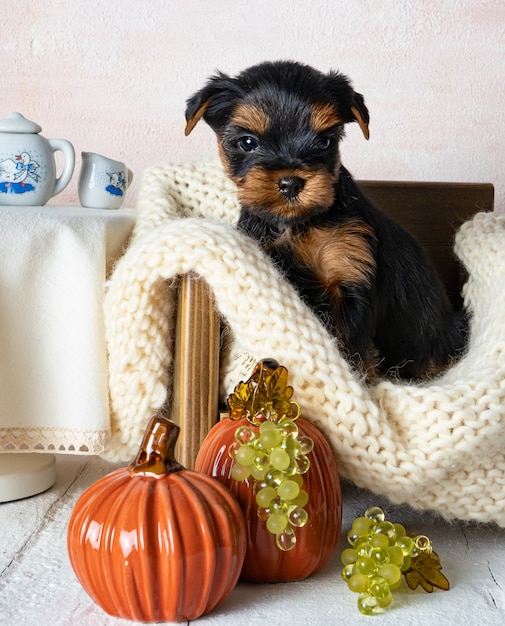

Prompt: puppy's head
[185,60,369,225]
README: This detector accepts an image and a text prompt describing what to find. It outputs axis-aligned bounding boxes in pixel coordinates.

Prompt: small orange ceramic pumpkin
[195,360,342,583]
[67,415,246,623]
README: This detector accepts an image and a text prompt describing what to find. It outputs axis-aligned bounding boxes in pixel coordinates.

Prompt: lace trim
[0,427,110,455]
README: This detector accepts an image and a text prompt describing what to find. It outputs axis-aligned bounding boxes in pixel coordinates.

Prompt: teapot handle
[48,139,75,198]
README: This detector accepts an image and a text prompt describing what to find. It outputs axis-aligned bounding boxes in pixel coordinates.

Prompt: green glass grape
[266,513,288,535]
[255,486,277,508]
[235,445,255,466]
[250,464,268,480]
[253,451,270,470]
[231,462,251,481]
[283,437,302,458]
[365,506,385,523]
[259,420,277,433]
[291,488,309,508]
[378,563,401,586]
[278,419,298,438]
[370,533,389,548]
[291,473,304,487]
[387,545,405,567]
[410,539,422,558]
[235,425,257,444]
[270,447,291,471]
[400,555,412,572]
[283,458,299,477]
[296,454,310,474]
[394,522,406,538]
[354,556,377,576]
[341,547,358,566]
[270,496,289,515]
[258,428,283,450]
[348,574,370,593]
[369,576,390,600]
[370,547,390,567]
[341,563,355,582]
[264,469,285,487]
[351,516,375,536]
[347,529,360,546]
[354,537,372,558]
[254,422,275,450]
[228,441,241,459]
[277,479,300,501]
[253,438,267,451]
[376,591,393,608]
[374,521,397,543]
[276,527,296,551]
[298,435,314,454]
[389,577,402,591]
[288,506,308,527]
[396,536,415,556]
[357,592,379,616]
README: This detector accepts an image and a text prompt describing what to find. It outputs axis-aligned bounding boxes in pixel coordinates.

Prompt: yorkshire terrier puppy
[185,60,468,379]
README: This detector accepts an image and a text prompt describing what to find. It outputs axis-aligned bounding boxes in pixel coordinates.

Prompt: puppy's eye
[317,135,332,150]
[238,135,260,152]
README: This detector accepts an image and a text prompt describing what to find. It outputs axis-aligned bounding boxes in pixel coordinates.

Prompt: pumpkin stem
[128,415,184,476]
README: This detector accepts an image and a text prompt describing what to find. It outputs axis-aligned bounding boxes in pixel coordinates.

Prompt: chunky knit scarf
[104,159,505,527]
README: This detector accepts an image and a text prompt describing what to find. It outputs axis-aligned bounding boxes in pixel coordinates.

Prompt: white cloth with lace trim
[0,205,135,454]
[103,159,505,527]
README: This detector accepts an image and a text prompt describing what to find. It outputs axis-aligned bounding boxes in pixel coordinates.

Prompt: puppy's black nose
[277,176,305,200]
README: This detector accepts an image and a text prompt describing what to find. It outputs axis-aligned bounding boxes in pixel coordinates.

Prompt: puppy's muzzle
[277,176,305,200]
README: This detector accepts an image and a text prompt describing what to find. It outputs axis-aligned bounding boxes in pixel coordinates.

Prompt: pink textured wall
[2,0,504,210]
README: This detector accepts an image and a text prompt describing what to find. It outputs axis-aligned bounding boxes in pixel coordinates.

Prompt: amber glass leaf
[227,361,299,425]
[404,549,450,592]
[227,381,252,421]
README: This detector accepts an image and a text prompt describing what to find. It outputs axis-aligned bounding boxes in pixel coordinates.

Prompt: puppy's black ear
[324,71,370,140]
[185,72,241,136]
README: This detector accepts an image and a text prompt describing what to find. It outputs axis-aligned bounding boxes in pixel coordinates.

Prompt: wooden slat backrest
[172,181,494,467]
[359,181,494,307]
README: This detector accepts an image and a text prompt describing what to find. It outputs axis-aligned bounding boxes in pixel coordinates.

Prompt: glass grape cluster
[341,506,419,615]
[229,417,314,551]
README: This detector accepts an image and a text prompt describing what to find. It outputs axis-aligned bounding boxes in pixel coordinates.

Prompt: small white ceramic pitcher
[79,152,133,209]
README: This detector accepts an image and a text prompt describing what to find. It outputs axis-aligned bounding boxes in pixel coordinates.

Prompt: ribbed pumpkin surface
[195,415,342,582]
[67,417,246,623]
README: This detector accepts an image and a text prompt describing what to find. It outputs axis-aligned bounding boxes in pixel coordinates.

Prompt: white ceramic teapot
[0,112,75,206]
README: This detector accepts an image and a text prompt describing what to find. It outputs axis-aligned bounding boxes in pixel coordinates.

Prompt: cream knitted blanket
[104,159,505,527]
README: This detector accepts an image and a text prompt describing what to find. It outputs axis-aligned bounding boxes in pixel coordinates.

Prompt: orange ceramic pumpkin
[67,415,246,623]
[195,360,342,583]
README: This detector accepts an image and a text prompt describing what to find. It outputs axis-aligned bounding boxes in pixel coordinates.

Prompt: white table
[0,205,136,501]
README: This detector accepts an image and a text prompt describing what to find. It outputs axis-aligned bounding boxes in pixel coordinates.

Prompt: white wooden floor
[1,454,505,626]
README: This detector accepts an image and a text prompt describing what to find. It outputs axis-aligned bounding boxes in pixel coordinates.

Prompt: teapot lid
[0,112,42,134]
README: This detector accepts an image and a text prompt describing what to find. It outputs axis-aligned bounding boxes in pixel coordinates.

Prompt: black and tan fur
[185,60,468,379]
